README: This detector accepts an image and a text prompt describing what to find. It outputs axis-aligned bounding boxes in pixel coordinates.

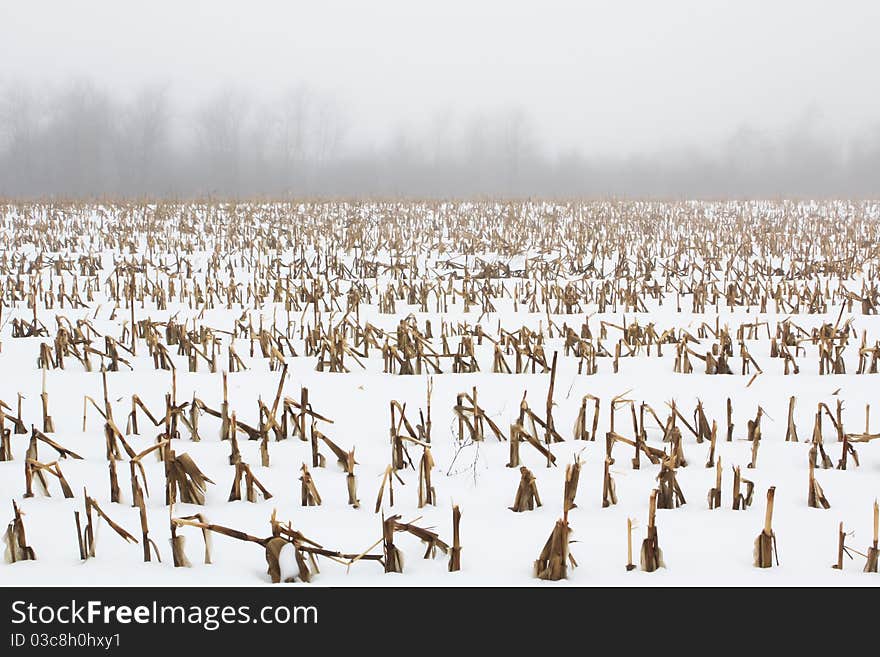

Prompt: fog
[1,1,879,198]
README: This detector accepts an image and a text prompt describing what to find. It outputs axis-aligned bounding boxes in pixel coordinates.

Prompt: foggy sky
[1,1,879,198]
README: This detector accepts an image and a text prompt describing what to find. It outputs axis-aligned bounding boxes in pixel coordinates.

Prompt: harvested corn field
[2,199,880,585]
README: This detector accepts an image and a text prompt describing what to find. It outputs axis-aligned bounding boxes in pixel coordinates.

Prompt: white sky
[2,0,878,157]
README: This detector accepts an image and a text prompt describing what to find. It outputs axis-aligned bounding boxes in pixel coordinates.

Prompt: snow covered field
[2,200,879,586]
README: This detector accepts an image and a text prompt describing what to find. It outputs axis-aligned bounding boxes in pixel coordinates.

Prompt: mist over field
[1,1,879,197]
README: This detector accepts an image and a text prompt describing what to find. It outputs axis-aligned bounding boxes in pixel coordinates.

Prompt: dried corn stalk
[602,457,618,507]
[4,501,36,563]
[865,500,878,573]
[753,486,778,568]
[625,517,636,571]
[165,450,214,505]
[640,489,664,572]
[382,515,404,574]
[573,394,600,441]
[300,463,322,506]
[448,505,462,572]
[785,396,799,442]
[563,454,582,512]
[417,446,436,508]
[656,456,686,509]
[704,420,718,468]
[534,517,575,581]
[24,458,74,498]
[344,448,360,508]
[510,466,541,512]
[77,489,138,560]
[707,457,722,509]
[454,386,505,442]
[807,449,830,509]
[732,465,754,510]
[228,461,272,503]
[831,522,853,571]
[0,413,11,462]
[170,511,212,567]
[374,464,403,513]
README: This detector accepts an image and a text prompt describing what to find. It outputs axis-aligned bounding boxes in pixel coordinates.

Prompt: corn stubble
[1,199,880,584]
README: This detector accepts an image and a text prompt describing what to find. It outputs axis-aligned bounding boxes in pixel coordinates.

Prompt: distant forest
[1,81,878,199]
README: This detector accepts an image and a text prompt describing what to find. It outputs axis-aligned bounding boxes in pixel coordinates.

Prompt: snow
[2,201,879,586]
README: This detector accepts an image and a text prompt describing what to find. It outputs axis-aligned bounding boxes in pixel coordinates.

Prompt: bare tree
[193,87,251,195]
[124,84,171,195]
